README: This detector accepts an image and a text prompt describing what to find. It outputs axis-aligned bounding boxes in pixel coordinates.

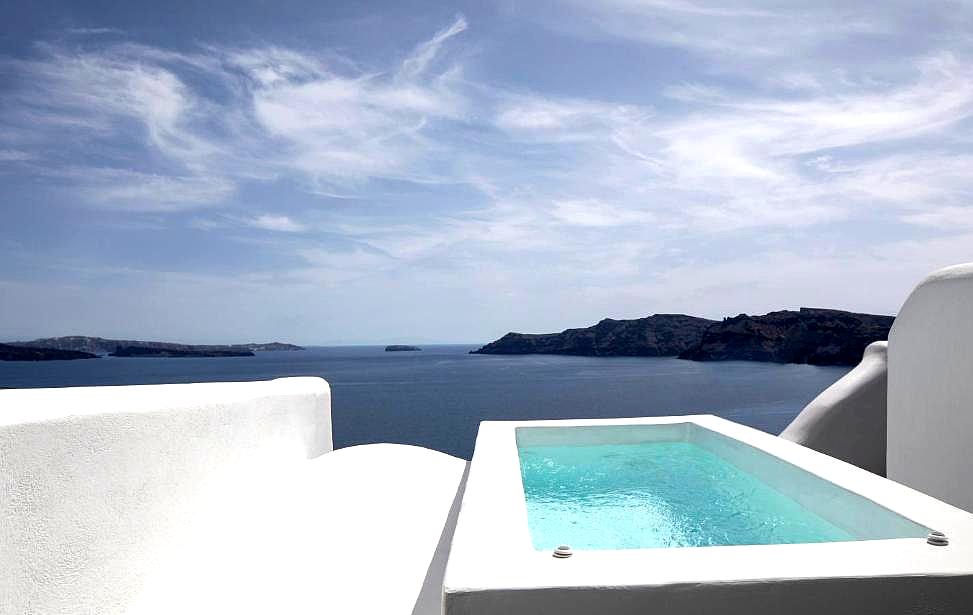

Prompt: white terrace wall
[888,263,973,513]
[781,341,888,476]
[0,377,331,615]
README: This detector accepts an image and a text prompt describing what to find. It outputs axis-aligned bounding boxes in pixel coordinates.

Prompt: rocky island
[679,308,894,366]
[10,336,303,356]
[241,342,304,352]
[472,314,717,357]
[109,346,254,358]
[385,345,422,352]
[473,308,894,366]
[0,343,98,362]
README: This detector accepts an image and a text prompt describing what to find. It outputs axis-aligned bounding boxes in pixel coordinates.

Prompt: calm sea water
[0,345,848,459]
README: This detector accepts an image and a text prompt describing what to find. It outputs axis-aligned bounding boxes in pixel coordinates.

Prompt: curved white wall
[0,377,331,615]
[781,341,888,476]
[122,443,467,615]
[888,263,973,512]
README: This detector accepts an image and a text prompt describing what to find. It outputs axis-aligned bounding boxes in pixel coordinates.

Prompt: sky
[1,1,973,344]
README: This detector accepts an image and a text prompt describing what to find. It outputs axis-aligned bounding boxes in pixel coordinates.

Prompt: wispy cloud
[550,199,656,227]
[3,5,973,341]
[2,45,230,209]
[245,214,307,233]
[66,27,126,36]
[398,15,468,80]
[538,0,918,62]
[245,52,466,188]
[488,49,973,232]
[0,149,33,162]
[69,169,233,211]
[0,18,472,209]
[901,206,973,229]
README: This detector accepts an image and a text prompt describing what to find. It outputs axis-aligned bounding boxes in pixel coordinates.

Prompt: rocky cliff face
[678,308,894,366]
[473,308,893,366]
[472,314,718,357]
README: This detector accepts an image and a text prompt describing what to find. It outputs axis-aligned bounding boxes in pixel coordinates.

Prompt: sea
[0,345,849,459]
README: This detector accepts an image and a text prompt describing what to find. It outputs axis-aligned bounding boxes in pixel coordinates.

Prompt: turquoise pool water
[519,439,860,550]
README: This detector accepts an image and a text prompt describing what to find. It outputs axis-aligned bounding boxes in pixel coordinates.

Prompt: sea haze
[0,345,848,459]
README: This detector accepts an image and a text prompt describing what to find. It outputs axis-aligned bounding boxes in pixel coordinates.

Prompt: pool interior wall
[516,423,928,550]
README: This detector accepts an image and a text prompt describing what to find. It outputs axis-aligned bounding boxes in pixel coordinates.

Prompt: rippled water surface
[519,440,854,550]
[0,345,849,458]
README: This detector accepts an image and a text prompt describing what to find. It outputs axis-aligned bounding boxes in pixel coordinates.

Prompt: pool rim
[444,415,973,598]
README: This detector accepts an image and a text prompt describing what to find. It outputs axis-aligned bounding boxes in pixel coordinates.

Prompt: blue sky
[2,1,973,344]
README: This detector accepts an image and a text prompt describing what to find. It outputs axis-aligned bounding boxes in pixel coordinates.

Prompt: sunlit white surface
[0,377,465,615]
[888,262,973,512]
[445,415,973,615]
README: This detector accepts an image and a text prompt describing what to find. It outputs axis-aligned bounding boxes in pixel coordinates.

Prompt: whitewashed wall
[781,341,888,476]
[888,263,973,513]
[0,377,331,615]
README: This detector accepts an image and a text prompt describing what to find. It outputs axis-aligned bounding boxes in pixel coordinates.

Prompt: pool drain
[927,531,949,546]
[553,545,573,558]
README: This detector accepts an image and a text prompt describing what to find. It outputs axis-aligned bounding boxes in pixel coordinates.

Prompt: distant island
[1,336,304,361]
[473,314,715,357]
[472,308,894,366]
[0,343,97,362]
[109,346,254,358]
[240,342,304,352]
[385,345,422,352]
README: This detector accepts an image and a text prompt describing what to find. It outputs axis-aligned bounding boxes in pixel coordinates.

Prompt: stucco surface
[124,443,466,615]
[888,262,973,513]
[0,377,331,614]
[0,378,467,615]
[781,341,888,475]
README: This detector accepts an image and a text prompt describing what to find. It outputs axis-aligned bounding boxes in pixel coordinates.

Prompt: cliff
[678,308,894,366]
[12,336,303,355]
[0,343,97,361]
[472,314,717,357]
[473,308,893,366]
